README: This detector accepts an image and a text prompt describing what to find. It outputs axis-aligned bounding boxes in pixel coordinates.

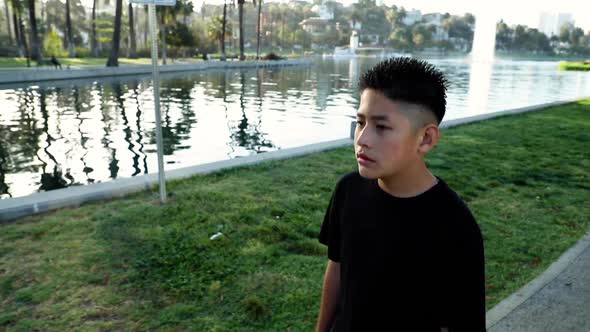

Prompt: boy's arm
[441,217,486,331]
[316,260,341,332]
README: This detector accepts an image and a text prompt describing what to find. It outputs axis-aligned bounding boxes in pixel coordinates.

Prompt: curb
[0,138,351,222]
[485,230,590,329]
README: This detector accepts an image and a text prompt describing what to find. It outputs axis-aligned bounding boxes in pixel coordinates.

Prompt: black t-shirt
[319,172,485,332]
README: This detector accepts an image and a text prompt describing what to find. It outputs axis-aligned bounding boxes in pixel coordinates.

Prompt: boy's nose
[355,126,371,148]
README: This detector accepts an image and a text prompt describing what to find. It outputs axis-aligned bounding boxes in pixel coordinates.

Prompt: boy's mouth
[356,152,375,164]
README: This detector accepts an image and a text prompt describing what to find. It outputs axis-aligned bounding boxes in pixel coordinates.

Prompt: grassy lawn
[0,57,204,68]
[1,100,589,330]
[558,60,590,71]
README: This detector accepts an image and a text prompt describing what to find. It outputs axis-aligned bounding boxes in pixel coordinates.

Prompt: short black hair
[358,57,448,124]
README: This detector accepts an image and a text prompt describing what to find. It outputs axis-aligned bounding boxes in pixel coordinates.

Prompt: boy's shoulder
[333,171,366,193]
[435,178,474,214]
[436,178,481,237]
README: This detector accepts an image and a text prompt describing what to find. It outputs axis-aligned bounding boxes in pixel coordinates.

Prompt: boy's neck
[377,163,438,198]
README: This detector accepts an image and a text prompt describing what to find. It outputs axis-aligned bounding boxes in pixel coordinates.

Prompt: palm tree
[157,3,180,64]
[207,12,231,61]
[106,0,123,66]
[159,8,168,64]
[255,0,261,59]
[128,3,137,58]
[221,0,227,60]
[8,0,23,56]
[91,0,98,57]
[26,0,41,61]
[237,0,244,60]
[19,10,30,66]
[3,0,13,45]
[65,0,75,57]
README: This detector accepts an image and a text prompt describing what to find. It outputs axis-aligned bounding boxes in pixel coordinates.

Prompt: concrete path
[486,230,590,331]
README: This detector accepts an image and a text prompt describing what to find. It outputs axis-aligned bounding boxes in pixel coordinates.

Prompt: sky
[187,0,590,32]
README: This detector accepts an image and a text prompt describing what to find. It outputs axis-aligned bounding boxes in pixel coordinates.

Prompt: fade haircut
[358,57,449,124]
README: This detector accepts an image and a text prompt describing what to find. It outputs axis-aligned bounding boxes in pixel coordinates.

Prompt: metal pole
[148,3,167,203]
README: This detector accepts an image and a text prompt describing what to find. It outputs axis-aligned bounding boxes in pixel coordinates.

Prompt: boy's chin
[358,166,380,179]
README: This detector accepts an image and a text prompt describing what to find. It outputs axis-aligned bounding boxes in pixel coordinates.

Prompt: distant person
[316,57,485,332]
[50,55,62,69]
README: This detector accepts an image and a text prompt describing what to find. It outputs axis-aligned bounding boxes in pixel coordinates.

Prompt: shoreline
[0,59,312,85]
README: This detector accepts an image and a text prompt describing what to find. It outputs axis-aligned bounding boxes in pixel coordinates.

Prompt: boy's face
[354,89,424,180]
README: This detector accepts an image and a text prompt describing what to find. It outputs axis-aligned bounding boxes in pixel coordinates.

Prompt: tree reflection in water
[38,87,71,192]
[157,76,198,158]
[229,70,274,155]
[130,81,149,175]
[98,82,120,180]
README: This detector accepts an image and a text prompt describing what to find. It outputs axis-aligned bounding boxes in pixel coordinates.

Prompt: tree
[559,22,573,43]
[388,26,411,49]
[106,0,122,66]
[3,0,13,44]
[570,27,584,47]
[8,0,23,56]
[221,0,227,60]
[361,3,390,44]
[91,0,98,57]
[18,11,30,65]
[27,0,41,61]
[45,0,86,54]
[255,0,261,59]
[65,0,75,57]
[495,20,512,51]
[293,28,310,49]
[386,5,405,28]
[43,26,66,57]
[167,22,195,56]
[128,3,137,58]
[411,24,432,50]
[348,3,362,30]
[207,12,231,59]
[157,0,193,64]
[237,0,244,60]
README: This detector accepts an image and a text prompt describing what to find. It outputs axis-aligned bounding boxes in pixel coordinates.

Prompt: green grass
[1,100,589,330]
[0,57,204,68]
[558,60,590,71]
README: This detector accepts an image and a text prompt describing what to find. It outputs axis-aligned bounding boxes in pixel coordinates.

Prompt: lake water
[1,57,589,199]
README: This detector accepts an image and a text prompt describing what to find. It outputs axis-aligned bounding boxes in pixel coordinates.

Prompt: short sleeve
[318,185,342,262]
[439,211,486,331]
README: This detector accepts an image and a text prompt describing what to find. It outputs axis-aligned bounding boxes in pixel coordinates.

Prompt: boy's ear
[418,124,439,154]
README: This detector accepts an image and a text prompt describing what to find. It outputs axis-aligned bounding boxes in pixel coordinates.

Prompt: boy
[316,58,485,332]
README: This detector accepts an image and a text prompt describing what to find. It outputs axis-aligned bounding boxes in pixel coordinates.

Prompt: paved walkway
[486,230,590,331]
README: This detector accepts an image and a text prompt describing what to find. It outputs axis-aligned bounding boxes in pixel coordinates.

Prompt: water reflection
[38,87,71,191]
[229,71,274,155]
[0,58,589,199]
[467,61,493,116]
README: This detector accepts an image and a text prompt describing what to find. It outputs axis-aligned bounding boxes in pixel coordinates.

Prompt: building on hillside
[538,12,575,37]
[300,17,332,36]
[311,4,334,20]
[422,13,449,41]
[288,0,308,9]
[402,9,421,26]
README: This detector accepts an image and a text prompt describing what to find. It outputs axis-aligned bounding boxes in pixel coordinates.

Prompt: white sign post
[130,0,176,203]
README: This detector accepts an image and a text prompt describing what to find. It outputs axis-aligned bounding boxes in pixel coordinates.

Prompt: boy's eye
[356,120,365,127]
[376,125,389,130]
